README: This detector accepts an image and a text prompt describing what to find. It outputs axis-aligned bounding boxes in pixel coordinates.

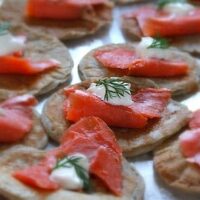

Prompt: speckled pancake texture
[0,0,113,40]
[78,44,199,97]
[0,24,73,99]
[41,78,190,157]
[0,145,145,200]
[154,138,200,193]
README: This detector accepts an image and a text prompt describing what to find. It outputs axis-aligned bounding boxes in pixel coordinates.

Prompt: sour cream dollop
[136,37,195,66]
[0,33,25,56]
[163,2,195,16]
[87,80,133,106]
[50,154,89,190]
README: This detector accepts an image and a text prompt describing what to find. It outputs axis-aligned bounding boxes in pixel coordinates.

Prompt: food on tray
[42,77,190,157]
[0,95,47,151]
[154,108,200,193]
[121,0,200,54]
[0,22,73,98]
[0,117,144,200]
[0,0,113,40]
[78,41,199,97]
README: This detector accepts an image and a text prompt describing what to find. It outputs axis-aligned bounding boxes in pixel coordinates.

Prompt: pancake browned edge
[0,110,48,152]
[41,78,190,157]
[121,8,200,54]
[0,145,144,200]
[78,44,199,97]
[0,0,113,40]
[0,24,73,99]
[154,137,200,193]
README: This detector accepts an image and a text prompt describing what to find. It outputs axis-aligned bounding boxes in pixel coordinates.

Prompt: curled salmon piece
[13,117,122,196]
[26,0,108,20]
[64,88,171,128]
[0,56,60,75]
[0,95,37,143]
[94,47,189,77]
[65,90,148,128]
[179,128,200,167]
[125,6,200,37]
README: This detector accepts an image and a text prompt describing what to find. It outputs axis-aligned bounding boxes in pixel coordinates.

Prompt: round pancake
[121,10,200,54]
[0,145,144,200]
[0,111,48,152]
[0,24,73,99]
[78,44,199,97]
[41,78,190,157]
[154,137,200,193]
[0,0,113,40]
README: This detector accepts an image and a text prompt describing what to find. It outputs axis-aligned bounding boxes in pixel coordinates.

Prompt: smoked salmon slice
[127,6,200,37]
[13,117,122,196]
[179,128,200,167]
[64,88,171,128]
[13,165,59,190]
[65,90,147,128]
[0,95,37,143]
[26,0,107,20]
[90,146,122,196]
[94,47,189,77]
[0,94,37,108]
[131,88,171,118]
[61,116,122,155]
[0,56,59,75]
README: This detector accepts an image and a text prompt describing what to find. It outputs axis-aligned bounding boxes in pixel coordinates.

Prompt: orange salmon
[13,117,122,196]
[95,47,189,77]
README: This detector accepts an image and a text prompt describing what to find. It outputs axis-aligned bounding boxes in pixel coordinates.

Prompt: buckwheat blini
[0,0,113,40]
[78,43,199,97]
[0,23,73,98]
[0,117,145,200]
[42,77,190,157]
[121,1,200,54]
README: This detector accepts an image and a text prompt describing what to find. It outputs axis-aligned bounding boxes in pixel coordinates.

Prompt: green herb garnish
[157,0,186,9]
[96,78,131,101]
[147,37,170,49]
[53,156,90,191]
[0,22,10,36]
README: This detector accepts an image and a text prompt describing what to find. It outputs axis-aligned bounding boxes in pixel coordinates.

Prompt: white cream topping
[163,2,195,16]
[136,37,195,66]
[50,154,89,190]
[87,81,133,106]
[0,33,25,56]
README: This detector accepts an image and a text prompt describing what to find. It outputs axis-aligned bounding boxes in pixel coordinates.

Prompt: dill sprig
[53,156,91,191]
[96,78,131,101]
[147,36,170,49]
[157,0,186,9]
[0,22,10,36]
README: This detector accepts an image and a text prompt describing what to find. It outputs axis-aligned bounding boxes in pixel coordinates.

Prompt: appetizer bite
[0,22,73,98]
[42,77,190,157]
[154,109,200,193]
[0,94,47,152]
[0,0,113,40]
[78,39,199,97]
[0,117,144,200]
[121,0,200,54]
